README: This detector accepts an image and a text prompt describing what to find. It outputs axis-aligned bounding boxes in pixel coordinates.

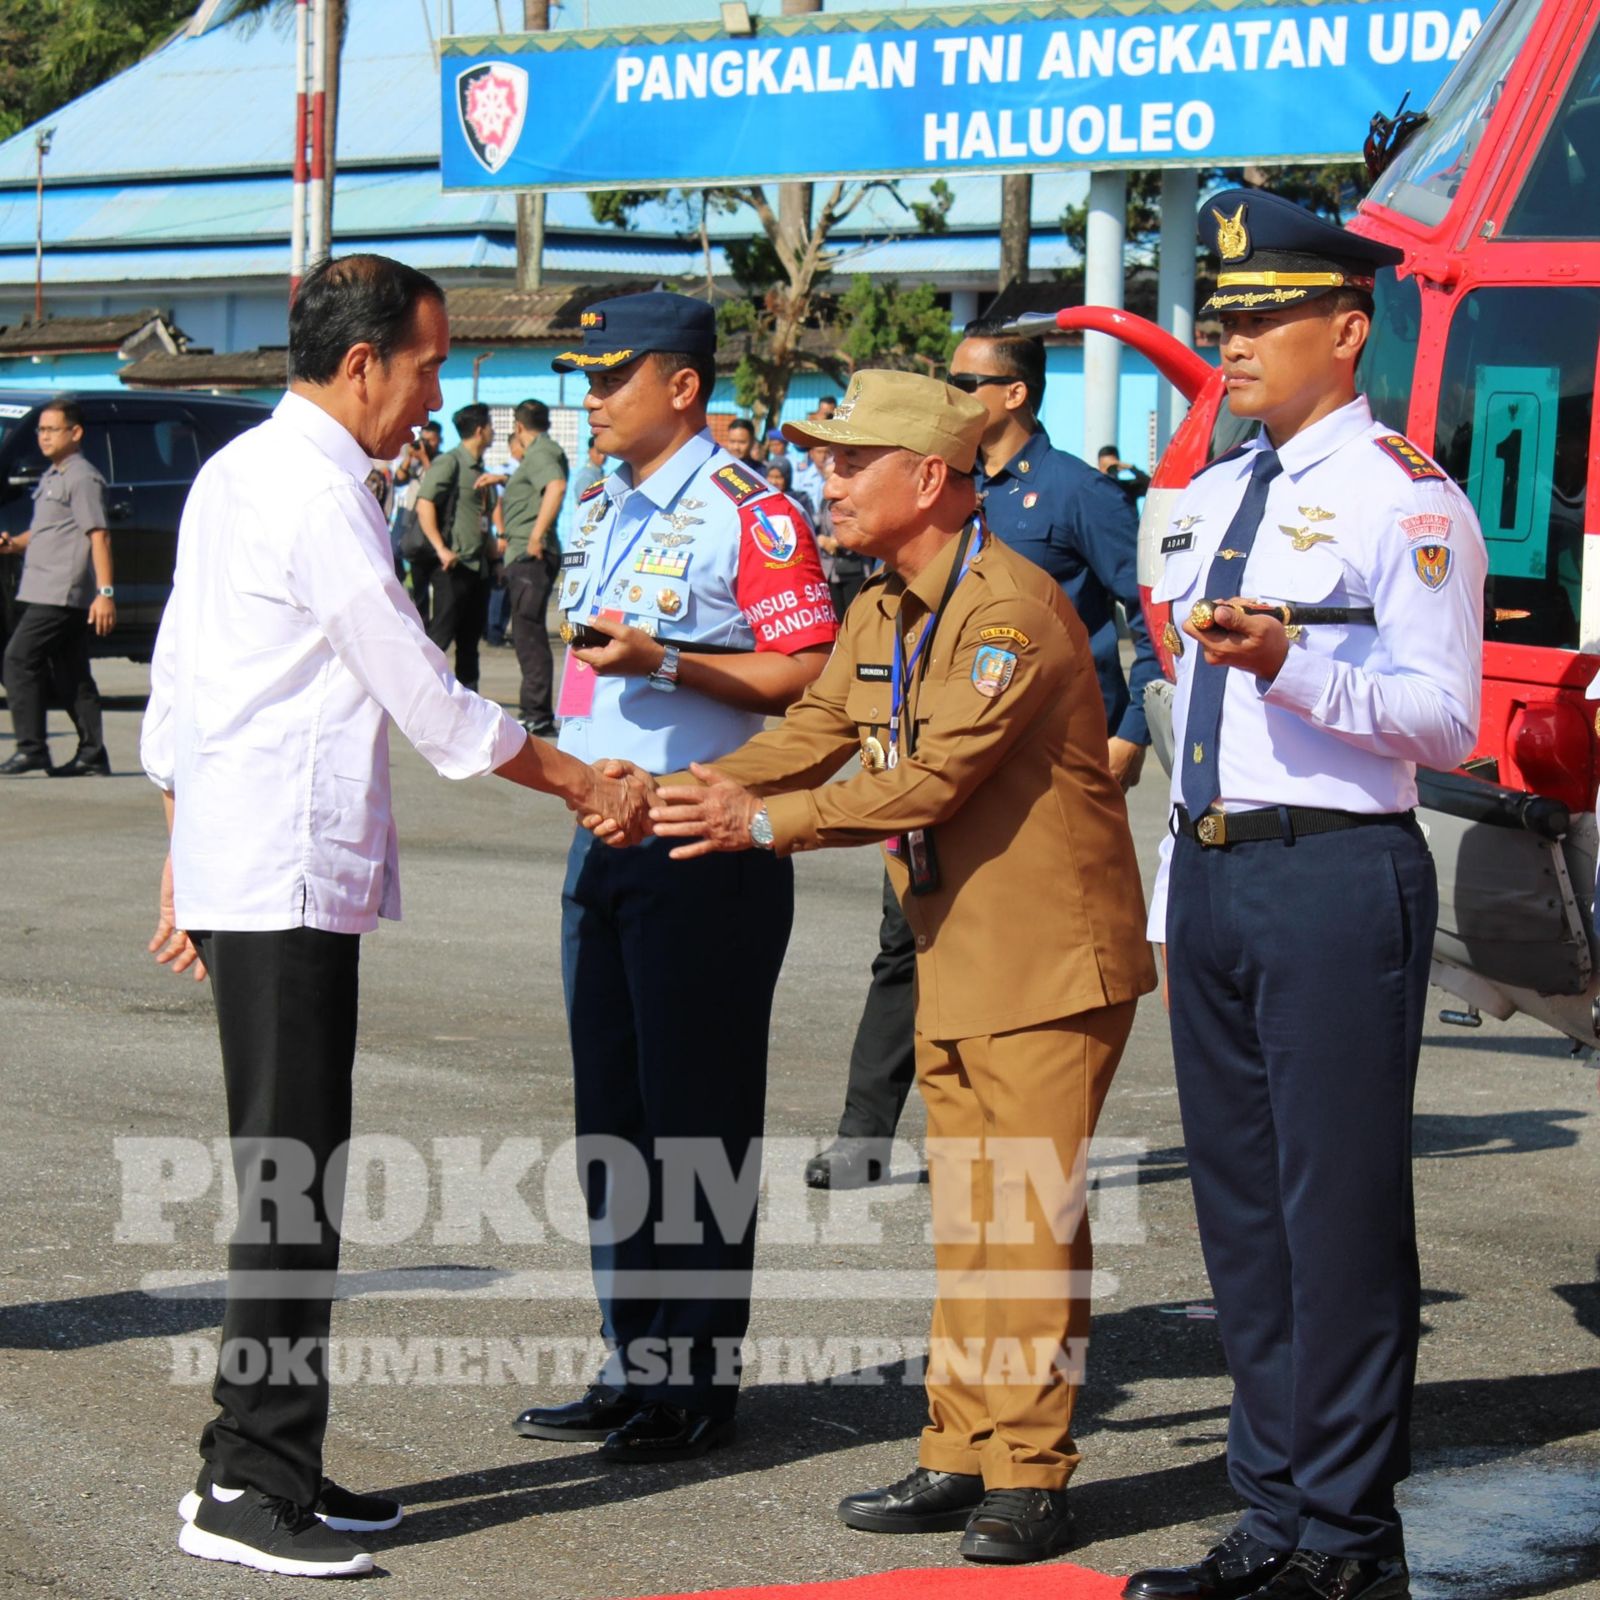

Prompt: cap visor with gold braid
[1199,188,1405,315]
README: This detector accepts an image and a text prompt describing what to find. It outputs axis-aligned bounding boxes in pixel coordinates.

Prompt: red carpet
[637,1564,1126,1600]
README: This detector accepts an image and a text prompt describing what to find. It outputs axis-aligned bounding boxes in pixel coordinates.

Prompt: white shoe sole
[179,1491,402,1533]
[177,1519,373,1577]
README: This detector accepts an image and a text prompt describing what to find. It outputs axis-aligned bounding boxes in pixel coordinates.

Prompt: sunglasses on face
[947,373,1013,394]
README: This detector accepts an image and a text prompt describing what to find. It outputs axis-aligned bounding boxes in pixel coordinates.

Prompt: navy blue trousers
[561,829,793,1418]
[1167,816,1435,1559]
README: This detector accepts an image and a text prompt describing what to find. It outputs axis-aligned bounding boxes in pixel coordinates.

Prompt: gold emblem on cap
[1213,204,1249,262]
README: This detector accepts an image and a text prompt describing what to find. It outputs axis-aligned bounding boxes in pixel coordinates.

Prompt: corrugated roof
[122,345,287,389]
[0,308,174,354]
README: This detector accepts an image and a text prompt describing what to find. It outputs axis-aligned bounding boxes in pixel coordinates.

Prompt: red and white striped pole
[290,0,309,303]
[308,0,329,270]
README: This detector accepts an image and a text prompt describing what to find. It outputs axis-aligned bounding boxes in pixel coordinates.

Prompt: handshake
[572,759,767,860]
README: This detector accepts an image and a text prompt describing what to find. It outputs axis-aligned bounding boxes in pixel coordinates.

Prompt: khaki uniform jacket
[709,528,1157,1039]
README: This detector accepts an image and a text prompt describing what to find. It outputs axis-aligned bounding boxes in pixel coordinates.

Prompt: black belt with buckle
[1172,803,1411,849]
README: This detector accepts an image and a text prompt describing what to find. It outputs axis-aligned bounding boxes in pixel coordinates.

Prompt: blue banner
[440,1,1486,191]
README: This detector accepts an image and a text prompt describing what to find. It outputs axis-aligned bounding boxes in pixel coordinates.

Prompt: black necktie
[1181,448,1283,816]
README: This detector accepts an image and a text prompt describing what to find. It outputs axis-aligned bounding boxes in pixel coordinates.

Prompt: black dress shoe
[513,1383,639,1442]
[598,1401,733,1463]
[958,1487,1074,1563]
[49,751,111,778]
[837,1466,984,1533]
[1125,1529,1292,1599]
[0,752,51,776]
[804,1138,891,1190]
[1242,1551,1409,1600]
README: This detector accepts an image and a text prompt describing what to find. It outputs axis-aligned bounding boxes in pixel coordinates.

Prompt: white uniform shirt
[1147,397,1486,939]
[140,392,526,934]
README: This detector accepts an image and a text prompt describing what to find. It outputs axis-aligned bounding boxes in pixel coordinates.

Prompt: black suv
[0,388,271,663]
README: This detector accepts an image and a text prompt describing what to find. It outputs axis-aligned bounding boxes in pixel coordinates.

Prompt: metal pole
[1156,167,1199,453]
[472,350,493,400]
[33,128,52,325]
[291,0,309,301]
[1083,169,1126,463]
[308,0,329,268]
[515,0,551,290]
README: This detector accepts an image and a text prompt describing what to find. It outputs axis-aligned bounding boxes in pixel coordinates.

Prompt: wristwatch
[97,586,115,598]
[749,806,775,850]
[646,642,681,693]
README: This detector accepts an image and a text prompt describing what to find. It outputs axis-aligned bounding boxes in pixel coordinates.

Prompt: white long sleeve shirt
[141,392,526,933]
[1147,397,1485,939]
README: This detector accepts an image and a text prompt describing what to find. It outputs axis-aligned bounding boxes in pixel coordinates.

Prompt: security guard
[512,292,836,1462]
[647,369,1156,1564]
[1124,193,1485,1600]
[806,321,1161,1191]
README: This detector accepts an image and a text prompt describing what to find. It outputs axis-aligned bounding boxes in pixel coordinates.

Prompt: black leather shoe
[1242,1551,1409,1600]
[804,1138,891,1190]
[1124,1529,1293,1598]
[49,750,111,778]
[958,1486,1075,1563]
[513,1383,639,1442]
[0,752,51,776]
[837,1466,984,1533]
[597,1401,733,1463]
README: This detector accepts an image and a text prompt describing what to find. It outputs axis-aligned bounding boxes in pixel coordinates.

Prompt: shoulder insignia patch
[1400,512,1450,542]
[710,461,767,505]
[972,645,1018,699]
[979,625,1031,649]
[1411,543,1453,590]
[578,478,608,504]
[1374,434,1446,482]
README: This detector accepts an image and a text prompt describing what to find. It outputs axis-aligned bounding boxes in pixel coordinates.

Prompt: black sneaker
[177,1484,372,1577]
[180,1467,402,1533]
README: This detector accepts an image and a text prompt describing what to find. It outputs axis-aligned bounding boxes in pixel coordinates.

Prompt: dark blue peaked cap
[1200,188,1405,314]
[551,291,716,373]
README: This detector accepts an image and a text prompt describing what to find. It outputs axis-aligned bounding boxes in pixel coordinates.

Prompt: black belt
[1172,803,1412,849]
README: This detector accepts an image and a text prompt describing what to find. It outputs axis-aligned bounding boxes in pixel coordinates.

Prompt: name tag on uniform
[562,551,588,570]
[856,663,892,682]
[1160,532,1194,554]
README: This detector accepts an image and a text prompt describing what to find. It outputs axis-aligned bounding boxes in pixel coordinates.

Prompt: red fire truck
[1018,0,1600,1047]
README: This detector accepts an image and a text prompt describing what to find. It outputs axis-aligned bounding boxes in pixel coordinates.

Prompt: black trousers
[562,830,793,1417]
[2,601,104,764]
[836,869,917,1141]
[1167,818,1435,1559]
[505,554,558,726]
[426,563,489,691]
[407,547,439,628]
[191,927,361,1510]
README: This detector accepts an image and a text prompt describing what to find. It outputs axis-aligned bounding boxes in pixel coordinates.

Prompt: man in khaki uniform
[646,369,1156,1564]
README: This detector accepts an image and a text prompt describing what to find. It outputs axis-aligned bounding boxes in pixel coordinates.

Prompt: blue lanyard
[586,489,654,620]
[888,522,981,766]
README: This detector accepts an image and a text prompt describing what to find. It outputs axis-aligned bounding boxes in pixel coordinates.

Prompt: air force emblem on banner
[457,62,528,175]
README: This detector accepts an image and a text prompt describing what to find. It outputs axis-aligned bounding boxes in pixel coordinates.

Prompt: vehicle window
[77,423,112,482]
[1502,17,1600,238]
[1433,286,1599,650]
[0,414,43,483]
[1366,0,1540,228]
[1363,268,1421,436]
[103,418,202,485]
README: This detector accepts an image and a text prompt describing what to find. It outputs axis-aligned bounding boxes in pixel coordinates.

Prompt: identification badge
[904,827,940,895]
[856,663,892,682]
[555,647,597,720]
[562,551,588,570]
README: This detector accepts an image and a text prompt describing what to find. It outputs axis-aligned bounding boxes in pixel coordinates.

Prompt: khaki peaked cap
[781,369,986,474]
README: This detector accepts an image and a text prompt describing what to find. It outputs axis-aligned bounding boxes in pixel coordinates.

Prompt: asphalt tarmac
[0,652,1596,1600]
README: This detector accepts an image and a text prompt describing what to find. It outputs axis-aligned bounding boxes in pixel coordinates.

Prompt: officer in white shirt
[140,254,645,1581]
[1124,194,1485,1600]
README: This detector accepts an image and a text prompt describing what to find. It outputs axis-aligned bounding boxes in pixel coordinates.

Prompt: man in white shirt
[141,254,644,1580]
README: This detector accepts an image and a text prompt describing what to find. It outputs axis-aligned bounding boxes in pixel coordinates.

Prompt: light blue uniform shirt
[557,428,835,774]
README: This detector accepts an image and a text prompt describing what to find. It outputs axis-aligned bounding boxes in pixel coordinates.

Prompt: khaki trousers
[914,1001,1134,1489]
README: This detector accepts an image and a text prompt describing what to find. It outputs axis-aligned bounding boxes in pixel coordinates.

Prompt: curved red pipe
[1052,306,1215,401]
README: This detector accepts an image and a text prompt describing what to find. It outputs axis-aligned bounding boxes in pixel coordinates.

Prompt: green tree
[837,275,957,378]
[590,178,954,428]
[0,0,195,141]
